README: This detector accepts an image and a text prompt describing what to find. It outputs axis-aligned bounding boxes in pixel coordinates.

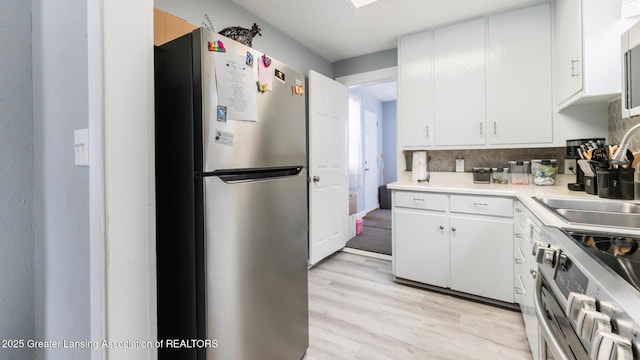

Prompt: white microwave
[622,21,640,118]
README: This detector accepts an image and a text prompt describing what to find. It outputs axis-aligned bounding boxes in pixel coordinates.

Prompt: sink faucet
[612,123,640,165]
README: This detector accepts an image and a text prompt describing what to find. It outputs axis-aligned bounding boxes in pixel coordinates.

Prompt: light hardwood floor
[304,251,533,360]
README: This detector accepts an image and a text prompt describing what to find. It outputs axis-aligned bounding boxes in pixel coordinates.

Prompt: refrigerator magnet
[256,81,268,93]
[208,40,226,52]
[214,130,234,146]
[292,79,304,95]
[275,69,285,83]
[246,51,254,67]
[261,54,271,67]
[217,105,227,122]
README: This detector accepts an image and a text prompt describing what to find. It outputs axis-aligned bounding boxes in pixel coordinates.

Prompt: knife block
[596,167,634,199]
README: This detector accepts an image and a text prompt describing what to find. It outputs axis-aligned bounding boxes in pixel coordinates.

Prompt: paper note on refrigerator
[213,52,258,121]
[258,60,273,92]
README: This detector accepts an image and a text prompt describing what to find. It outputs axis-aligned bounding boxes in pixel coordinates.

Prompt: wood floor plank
[305,251,532,360]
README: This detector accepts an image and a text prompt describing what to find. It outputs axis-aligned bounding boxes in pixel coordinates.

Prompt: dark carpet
[346,209,392,255]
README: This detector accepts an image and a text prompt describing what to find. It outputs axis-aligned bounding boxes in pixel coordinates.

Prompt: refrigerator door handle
[201,166,304,183]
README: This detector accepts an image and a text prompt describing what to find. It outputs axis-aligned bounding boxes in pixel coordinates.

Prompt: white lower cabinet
[395,208,449,287]
[393,191,515,303]
[449,215,514,303]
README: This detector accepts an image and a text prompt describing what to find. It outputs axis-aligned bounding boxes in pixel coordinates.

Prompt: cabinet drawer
[450,195,513,217]
[394,191,448,211]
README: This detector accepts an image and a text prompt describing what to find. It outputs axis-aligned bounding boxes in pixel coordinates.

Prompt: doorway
[338,68,397,257]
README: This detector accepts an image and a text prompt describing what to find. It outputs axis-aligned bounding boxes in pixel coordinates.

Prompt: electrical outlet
[564,159,576,174]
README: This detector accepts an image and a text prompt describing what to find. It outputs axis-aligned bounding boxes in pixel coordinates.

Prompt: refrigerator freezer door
[197,30,307,172]
[203,170,309,360]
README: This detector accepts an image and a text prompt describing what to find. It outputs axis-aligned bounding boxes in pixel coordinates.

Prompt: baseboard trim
[393,277,520,311]
[341,247,392,261]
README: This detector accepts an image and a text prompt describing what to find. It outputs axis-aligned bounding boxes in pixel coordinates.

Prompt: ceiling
[232,0,539,62]
[353,81,397,102]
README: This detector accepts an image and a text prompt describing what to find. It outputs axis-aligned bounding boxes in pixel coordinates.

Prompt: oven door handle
[534,274,573,360]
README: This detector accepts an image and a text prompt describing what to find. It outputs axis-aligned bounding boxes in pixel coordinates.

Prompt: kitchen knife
[578,159,595,177]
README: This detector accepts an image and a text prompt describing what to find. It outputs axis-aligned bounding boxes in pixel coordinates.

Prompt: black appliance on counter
[566,138,605,192]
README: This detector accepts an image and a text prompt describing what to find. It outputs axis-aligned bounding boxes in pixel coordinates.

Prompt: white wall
[31,0,91,358]
[154,0,333,78]
[382,101,398,183]
[0,0,35,359]
[348,87,384,213]
[333,48,397,78]
[554,103,610,144]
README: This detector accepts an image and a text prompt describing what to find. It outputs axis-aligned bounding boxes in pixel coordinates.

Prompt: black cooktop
[565,230,640,292]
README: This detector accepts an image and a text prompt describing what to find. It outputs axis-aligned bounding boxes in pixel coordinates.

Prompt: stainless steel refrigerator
[155,28,309,360]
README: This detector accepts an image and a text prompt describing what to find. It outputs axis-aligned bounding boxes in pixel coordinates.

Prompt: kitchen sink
[532,197,640,229]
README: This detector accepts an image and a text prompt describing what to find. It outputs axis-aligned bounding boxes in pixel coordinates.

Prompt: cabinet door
[434,18,486,146]
[487,3,552,144]
[449,215,514,303]
[555,0,583,103]
[398,31,434,147]
[394,208,449,288]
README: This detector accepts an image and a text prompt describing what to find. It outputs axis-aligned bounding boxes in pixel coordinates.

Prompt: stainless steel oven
[533,226,640,360]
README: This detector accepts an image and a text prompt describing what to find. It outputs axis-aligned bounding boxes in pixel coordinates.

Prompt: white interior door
[308,70,349,266]
[364,110,379,213]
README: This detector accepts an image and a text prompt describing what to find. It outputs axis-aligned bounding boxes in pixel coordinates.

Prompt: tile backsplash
[609,98,640,149]
[403,147,567,173]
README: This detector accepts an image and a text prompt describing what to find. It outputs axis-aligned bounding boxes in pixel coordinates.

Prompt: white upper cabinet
[487,3,552,144]
[555,0,636,110]
[434,18,486,146]
[398,31,434,147]
[397,2,556,149]
[555,0,583,106]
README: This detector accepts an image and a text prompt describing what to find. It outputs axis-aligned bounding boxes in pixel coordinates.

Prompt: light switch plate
[74,128,89,167]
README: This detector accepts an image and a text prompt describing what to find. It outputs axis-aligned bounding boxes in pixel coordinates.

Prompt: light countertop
[388,171,640,235]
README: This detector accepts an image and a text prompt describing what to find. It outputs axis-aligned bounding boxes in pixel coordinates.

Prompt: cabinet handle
[479,122,483,136]
[515,287,525,295]
[493,122,497,135]
[451,227,457,232]
[571,60,580,77]
[473,202,488,207]
[439,225,444,230]
[413,198,425,202]
[515,208,524,213]
[515,258,524,264]
[515,233,523,239]
[426,125,429,138]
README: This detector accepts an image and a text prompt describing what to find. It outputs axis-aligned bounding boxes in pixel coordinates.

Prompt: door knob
[312,176,320,183]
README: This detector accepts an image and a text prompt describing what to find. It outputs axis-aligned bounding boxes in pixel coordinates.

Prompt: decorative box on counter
[491,168,509,184]
[473,167,491,184]
[508,161,530,185]
[532,159,558,186]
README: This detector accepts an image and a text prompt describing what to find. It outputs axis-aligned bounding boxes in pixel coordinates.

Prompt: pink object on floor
[356,218,363,235]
